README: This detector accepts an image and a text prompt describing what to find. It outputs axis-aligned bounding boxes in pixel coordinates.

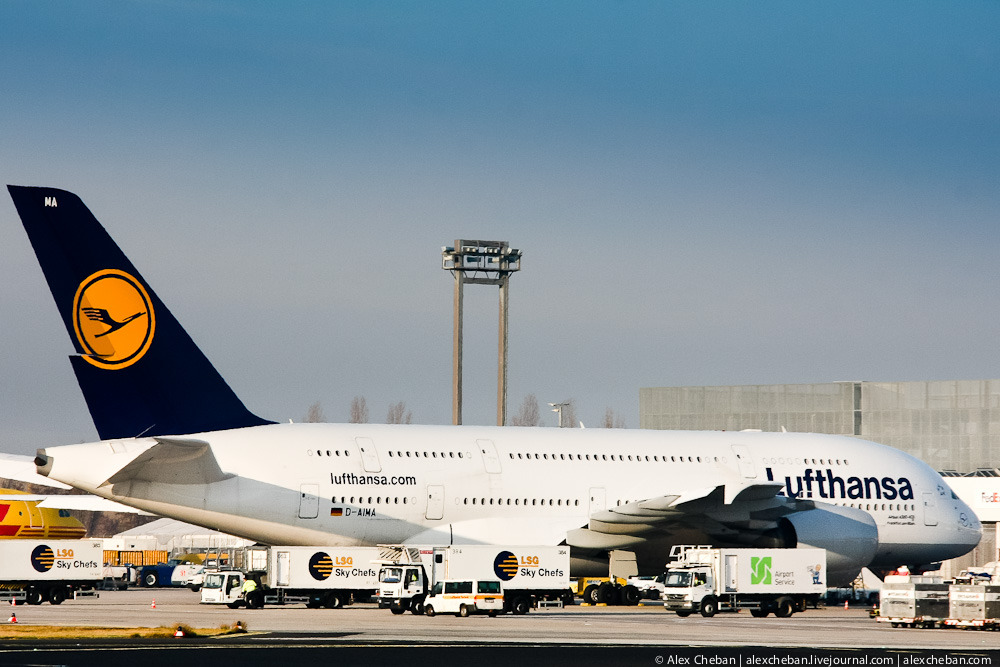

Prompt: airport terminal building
[639,380,1000,574]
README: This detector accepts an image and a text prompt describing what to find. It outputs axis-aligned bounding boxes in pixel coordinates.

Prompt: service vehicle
[138,558,202,587]
[0,539,104,605]
[377,545,571,615]
[423,579,504,617]
[200,545,380,609]
[877,574,948,628]
[628,574,666,600]
[661,545,826,618]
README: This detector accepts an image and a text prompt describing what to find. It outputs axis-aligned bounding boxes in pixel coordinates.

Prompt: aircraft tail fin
[7,185,274,439]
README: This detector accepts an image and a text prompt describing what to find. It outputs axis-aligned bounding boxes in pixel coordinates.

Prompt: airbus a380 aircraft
[5,185,982,586]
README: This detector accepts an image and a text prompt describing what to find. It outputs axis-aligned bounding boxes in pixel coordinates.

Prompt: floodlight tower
[442,240,522,426]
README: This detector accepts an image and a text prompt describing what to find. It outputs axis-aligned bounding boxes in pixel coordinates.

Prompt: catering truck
[661,545,826,618]
[200,545,380,609]
[376,545,572,615]
[0,539,104,605]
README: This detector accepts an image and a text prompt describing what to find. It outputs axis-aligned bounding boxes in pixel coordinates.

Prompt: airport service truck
[376,545,572,615]
[200,545,380,609]
[0,539,104,605]
[661,545,826,618]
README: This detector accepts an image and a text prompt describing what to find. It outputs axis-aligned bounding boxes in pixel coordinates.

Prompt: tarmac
[1,588,998,666]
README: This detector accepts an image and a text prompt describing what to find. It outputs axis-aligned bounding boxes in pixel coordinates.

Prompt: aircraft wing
[0,453,72,490]
[567,481,798,550]
[103,437,234,486]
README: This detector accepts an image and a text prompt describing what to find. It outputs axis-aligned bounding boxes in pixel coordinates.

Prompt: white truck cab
[424,580,504,617]
[200,571,247,608]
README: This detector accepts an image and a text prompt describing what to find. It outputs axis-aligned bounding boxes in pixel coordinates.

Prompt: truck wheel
[676,610,692,617]
[597,582,617,605]
[143,572,159,587]
[583,584,600,605]
[622,585,641,606]
[459,604,471,617]
[410,597,425,615]
[425,605,436,617]
[562,590,575,606]
[324,593,343,609]
[750,608,770,618]
[245,590,265,609]
[775,597,794,618]
[390,604,407,615]
[25,587,43,606]
[227,601,243,609]
[48,587,66,605]
[512,596,531,615]
[699,596,718,617]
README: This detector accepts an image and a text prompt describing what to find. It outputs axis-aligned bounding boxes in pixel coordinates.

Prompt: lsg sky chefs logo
[751,556,772,585]
[73,269,155,369]
[30,544,56,573]
[308,552,334,581]
[494,550,519,581]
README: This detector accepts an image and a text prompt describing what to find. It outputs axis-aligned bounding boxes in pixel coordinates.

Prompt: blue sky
[1,1,999,454]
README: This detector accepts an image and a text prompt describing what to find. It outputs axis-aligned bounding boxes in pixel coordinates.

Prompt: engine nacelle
[780,504,879,586]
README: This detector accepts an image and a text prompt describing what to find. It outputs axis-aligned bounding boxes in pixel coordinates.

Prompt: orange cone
[7,613,16,624]
[843,600,849,610]
[151,599,156,609]
[10,598,15,607]
[173,627,184,638]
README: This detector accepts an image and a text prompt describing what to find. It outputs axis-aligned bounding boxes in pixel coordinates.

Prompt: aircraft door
[589,487,606,516]
[922,491,938,526]
[426,485,445,521]
[298,484,320,519]
[355,437,382,473]
[731,444,756,479]
[477,440,502,474]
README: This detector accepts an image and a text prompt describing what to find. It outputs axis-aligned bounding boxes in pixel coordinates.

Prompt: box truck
[0,539,104,605]
[200,545,380,609]
[376,545,572,615]
[661,545,826,618]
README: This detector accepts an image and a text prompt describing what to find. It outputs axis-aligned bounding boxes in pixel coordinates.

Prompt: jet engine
[779,504,879,586]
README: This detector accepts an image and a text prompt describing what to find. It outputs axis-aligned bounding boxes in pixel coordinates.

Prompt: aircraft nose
[955,496,983,549]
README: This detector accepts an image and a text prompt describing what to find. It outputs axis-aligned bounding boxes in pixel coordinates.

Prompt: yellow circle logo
[72,269,155,369]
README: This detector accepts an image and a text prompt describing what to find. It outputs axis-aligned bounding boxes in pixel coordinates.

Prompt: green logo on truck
[751,556,772,585]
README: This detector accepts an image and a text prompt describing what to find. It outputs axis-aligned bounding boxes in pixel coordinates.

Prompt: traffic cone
[843,600,849,610]
[151,599,156,609]
[173,627,184,638]
[10,598,15,606]
[7,612,17,624]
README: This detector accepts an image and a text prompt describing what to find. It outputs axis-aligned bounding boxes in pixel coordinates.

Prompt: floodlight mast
[442,240,522,426]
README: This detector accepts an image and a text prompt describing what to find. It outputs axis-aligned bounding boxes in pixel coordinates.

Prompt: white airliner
[5,185,982,586]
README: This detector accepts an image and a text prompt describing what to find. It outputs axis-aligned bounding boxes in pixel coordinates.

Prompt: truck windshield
[380,568,402,584]
[203,573,225,590]
[663,571,692,588]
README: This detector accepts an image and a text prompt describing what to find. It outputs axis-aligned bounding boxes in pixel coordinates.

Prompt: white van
[424,579,504,617]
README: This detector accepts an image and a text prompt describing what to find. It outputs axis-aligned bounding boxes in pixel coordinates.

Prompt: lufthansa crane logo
[72,269,155,369]
[308,552,333,581]
[31,544,55,573]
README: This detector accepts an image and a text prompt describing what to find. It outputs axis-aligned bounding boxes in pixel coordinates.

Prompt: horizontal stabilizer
[0,453,72,490]
[103,437,233,486]
[0,494,152,514]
